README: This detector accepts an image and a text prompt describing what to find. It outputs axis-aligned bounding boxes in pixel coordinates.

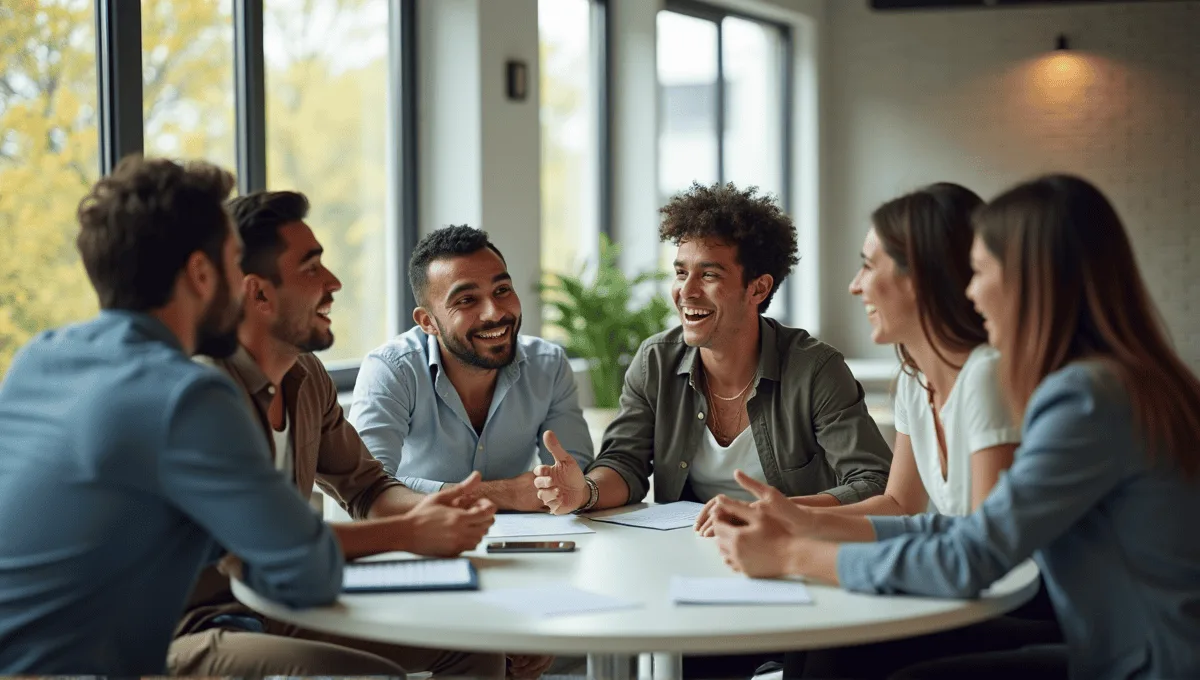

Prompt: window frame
[93,0,419,392]
[658,0,795,319]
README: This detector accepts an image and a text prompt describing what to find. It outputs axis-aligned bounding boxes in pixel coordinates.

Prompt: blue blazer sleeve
[838,365,1132,598]
[160,375,344,607]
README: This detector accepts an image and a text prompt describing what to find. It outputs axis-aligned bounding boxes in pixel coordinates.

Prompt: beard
[435,314,521,370]
[273,294,335,354]
[195,273,243,359]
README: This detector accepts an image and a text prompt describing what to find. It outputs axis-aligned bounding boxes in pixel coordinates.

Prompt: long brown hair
[975,174,1200,477]
[872,183,988,380]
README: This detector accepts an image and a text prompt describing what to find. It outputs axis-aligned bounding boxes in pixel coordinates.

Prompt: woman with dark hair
[711,175,1200,679]
[842,182,1018,517]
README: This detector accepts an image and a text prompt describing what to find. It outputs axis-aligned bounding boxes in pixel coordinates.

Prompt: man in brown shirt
[168,191,516,677]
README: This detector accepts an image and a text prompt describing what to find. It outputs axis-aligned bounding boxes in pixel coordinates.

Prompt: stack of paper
[589,501,705,530]
[669,576,813,605]
[487,513,595,538]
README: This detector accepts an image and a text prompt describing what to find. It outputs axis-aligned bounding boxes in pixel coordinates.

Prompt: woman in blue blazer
[710,174,1200,680]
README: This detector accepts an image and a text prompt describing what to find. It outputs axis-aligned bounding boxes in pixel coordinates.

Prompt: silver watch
[574,476,600,514]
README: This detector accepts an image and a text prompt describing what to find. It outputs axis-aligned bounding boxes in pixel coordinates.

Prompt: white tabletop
[232,506,1040,656]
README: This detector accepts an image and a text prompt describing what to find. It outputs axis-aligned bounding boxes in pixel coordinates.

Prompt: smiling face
[263,222,342,353]
[848,227,918,346]
[672,238,769,350]
[965,235,1009,349]
[416,248,522,370]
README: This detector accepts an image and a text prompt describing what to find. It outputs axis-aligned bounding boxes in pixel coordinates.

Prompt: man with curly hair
[534,182,892,522]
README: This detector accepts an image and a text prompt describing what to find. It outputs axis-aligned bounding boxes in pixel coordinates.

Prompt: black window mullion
[234,0,266,195]
[390,0,419,332]
[594,0,614,241]
[95,0,143,175]
[715,17,725,184]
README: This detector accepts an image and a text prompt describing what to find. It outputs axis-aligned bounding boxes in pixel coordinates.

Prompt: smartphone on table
[485,541,576,553]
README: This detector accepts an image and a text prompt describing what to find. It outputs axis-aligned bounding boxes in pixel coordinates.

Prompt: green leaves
[540,235,672,409]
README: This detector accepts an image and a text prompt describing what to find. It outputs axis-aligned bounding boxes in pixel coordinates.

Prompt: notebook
[342,558,479,593]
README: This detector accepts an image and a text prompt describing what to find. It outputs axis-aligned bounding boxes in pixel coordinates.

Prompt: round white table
[233,508,1041,680]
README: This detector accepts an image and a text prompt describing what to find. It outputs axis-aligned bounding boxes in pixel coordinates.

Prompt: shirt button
[697,412,705,420]
[680,461,688,469]
[267,386,276,395]
[478,444,484,451]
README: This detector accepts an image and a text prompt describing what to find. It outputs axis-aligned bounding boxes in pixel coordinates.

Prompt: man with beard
[168,191,503,677]
[350,225,593,512]
[0,158,343,675]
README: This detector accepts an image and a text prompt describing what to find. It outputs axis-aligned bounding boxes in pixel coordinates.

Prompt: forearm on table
[586,467,632,511]
[330,516,409,560]
[789,492,842,508]
[367,484,427,518]
[810,493,907,517]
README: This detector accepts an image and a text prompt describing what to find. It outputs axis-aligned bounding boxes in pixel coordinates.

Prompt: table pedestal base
[587,652,681,680]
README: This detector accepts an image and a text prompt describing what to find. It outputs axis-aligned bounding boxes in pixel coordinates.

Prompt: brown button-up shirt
[175,346,403,636]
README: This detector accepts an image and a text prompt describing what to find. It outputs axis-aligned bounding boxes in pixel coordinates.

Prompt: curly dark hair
[409,225,506,306]
[659,182,799,313]
[227,190,310,284]
[76,156,236,311]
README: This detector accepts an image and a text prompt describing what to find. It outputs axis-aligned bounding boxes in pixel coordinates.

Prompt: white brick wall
[820,0,1200,371]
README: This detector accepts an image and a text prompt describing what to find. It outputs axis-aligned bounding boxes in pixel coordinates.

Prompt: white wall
[418,0,543,334]
[822,1,1200,370]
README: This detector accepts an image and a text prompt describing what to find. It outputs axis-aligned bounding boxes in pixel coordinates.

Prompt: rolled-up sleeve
[811,351,892,504]
[837,368,1129,598]
[589,342,656,503]
[349,352,443,494]
[161,376,343,608]
[537,350,594,469]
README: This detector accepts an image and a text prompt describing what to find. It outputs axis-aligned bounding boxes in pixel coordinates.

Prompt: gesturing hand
[711,470,816,578]
[405,472,497,557]
[532,430,588,515]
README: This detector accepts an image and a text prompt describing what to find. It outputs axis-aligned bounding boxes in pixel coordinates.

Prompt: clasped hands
[693,470,820,579]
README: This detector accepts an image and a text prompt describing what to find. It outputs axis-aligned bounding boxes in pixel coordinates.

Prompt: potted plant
[541,235,674,437]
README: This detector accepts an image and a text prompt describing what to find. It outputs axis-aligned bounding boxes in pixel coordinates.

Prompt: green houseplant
[541,235,674,411]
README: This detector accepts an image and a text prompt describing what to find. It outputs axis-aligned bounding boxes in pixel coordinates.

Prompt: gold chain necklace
[704,370,747,445]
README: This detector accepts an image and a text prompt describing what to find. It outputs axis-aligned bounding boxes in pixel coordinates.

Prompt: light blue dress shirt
[838,362,1200,680]
[0,311,343,675]
[350,326,594,494]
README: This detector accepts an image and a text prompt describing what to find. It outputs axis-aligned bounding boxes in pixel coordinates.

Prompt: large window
[656,2,791,318]
[0,0,414,383]
[265,0,390,366]
[141,0,236,168]
[0,0,100,377]
[538,0,605,322]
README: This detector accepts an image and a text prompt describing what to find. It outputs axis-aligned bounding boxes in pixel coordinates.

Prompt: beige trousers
[168,618,506,678]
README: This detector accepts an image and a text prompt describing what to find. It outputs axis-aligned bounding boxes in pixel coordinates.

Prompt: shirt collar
[224,344,310,396]
[675,316,780,382]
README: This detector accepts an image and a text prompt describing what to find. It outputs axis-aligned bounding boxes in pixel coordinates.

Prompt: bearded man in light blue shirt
[351,225,593,512]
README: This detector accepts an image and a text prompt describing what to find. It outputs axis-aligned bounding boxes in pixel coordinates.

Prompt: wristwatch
[574,476,600,514]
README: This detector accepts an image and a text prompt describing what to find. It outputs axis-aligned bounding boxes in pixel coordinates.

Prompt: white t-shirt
[893,344,1019,516]
[272,411,294,482]
[688,425,769,502]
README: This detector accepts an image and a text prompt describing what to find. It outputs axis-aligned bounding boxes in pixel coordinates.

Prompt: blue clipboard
[342,557,480,593]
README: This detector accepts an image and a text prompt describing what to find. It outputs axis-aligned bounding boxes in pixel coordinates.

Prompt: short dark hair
[76,156,236,311]
[659,182,799,313]
[409,225,506,306]
[226,190,310,284]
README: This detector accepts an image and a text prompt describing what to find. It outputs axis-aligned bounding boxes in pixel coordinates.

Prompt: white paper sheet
[486,514,596,538]
[669,576,813,605]
[473,586,640,618]
[589,501,705,530]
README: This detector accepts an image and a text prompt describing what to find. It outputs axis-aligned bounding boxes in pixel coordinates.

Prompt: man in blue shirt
[351,225,593,512]
[0,157,343,675]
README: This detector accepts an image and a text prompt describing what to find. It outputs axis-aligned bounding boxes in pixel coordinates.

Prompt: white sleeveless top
[272,410,294,482]
[893,345,1019,516]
